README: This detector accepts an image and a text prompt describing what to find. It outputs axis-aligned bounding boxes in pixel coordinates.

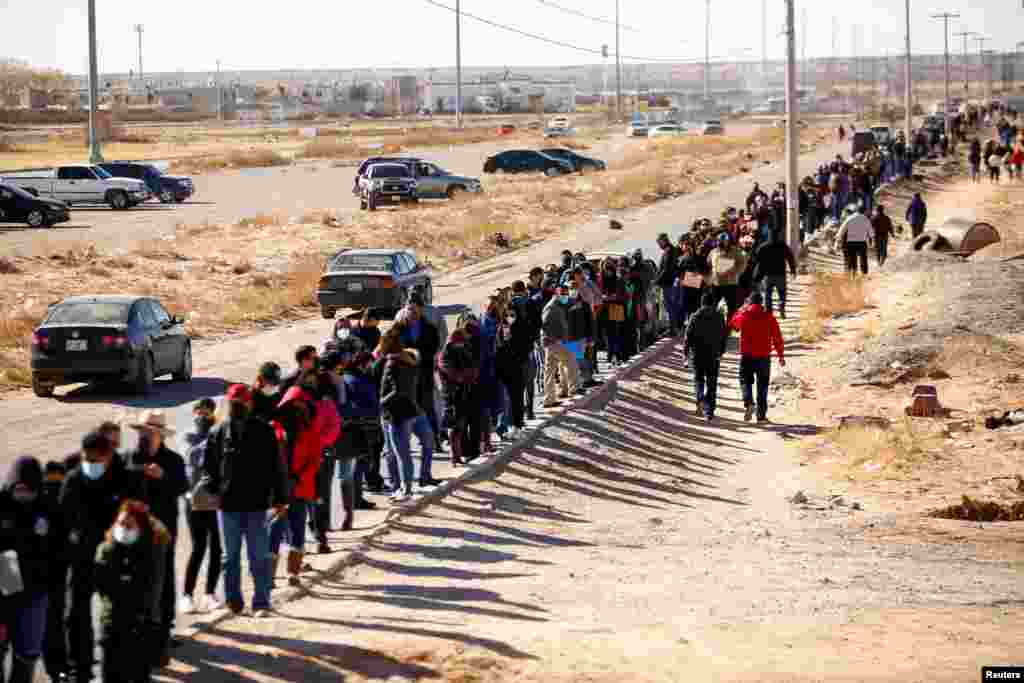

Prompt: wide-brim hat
[130,409,176,435]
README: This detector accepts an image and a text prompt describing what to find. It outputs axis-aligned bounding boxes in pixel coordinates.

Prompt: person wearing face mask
[59,431,143,683]
[338,351,382,519]
[93,500,170,683]
[565,284,597,388]
[123,410,187,666]
[251,362,282,422]
[179,399,222,617]
[540,284,580,408]
[202,384,287,616]
[0,457,61,683]
[400,293,445,455]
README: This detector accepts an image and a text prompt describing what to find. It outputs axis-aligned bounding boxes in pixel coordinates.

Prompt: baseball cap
[226,384,252,403]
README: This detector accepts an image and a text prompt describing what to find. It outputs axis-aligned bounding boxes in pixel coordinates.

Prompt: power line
[536,0,642,32]
[419,0,704,63]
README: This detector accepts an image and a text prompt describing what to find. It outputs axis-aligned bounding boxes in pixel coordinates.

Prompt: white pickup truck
[0,164,151,209]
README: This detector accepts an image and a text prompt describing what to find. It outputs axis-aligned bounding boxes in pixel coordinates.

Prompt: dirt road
[162,287,1023,682]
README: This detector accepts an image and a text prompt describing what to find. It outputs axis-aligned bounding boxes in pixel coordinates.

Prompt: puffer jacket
[683,305,728,361]
[94,517,169,631]
[380,350,422,423]
[276,387,341,501]
[729,303,785,360]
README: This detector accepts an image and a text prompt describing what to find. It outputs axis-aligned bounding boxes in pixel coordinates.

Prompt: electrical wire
[419,0,705,63]
[535,0,642,33]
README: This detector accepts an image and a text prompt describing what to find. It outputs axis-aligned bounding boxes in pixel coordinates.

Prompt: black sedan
[540,148,607,173]
[482,150,574,176]
[99,161,195,203]
[30,295,191,397]
[0,183,70,228]
[316,249,432,319]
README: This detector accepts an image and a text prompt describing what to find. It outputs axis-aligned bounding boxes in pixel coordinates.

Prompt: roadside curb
[181,334,681,636]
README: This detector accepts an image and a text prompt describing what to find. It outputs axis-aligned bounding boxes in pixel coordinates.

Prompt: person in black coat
[682,293,729,421]
[124,411,187,665]
[0,457,62,683]
[401,293,443,450]
[42,461,71,683]
[655,233,681,334]
[60,431,144,683]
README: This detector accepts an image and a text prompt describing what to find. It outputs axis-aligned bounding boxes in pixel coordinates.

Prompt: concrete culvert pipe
[912,219,1000,257]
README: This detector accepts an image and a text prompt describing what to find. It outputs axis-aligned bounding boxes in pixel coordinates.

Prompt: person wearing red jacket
[270,382,341,587]
[729,291,786,423]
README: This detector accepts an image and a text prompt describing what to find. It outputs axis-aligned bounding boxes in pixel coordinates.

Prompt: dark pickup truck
[357,162,418,211]
[99,161,194,203]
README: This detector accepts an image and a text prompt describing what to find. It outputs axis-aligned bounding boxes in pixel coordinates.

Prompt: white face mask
[113,525,140,545]
[336,328,351,339]
[260,385,277,397]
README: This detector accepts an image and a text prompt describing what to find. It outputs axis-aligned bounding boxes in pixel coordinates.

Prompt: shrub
[296,138,363,160]
[798,272,868,343]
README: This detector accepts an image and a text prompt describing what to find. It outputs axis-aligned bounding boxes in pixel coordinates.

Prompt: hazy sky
[3,0,1021,75]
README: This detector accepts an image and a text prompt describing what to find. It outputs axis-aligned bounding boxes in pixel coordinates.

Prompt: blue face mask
[559,295,570,305]
[81,461,106,480]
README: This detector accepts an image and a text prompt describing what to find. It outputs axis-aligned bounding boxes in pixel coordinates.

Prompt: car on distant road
[30,295,191,397]
[482,150,574,176]
[539,148,606,173]
[700,120,725,135]
[1,164,150,209]
[627,121,651,137]
[358,162,418,211]
[316,249,433,319]
[648,124,688,138]
[548,116,571,129]
[0,183,70,228]
[98,161,194,203]
[543,127,576,139]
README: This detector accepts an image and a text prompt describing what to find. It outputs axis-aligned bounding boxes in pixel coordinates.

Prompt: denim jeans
[5,592,48,660]
[761,274,788,315]
[739,355,772,420]
[692,356,720,416]
[661,284,681,331]
[268,500,307,554]
[384,414,434,491]
[218,510,272,610]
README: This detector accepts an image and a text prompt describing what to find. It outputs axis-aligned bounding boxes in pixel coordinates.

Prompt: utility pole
[955,30,974,98]
[704,0,711,102]
[904,0,913,143]
[455,0,463,128]
[87,0,103,164]
[831,16,839,94]
[216,60,222,122]
[134,24,144,85]
[761,0,768,79]
[1016,41,1024,93]
[801,7,808,94]
[615,0,623,122]
[852,25,859,117]
[974,36,988,101]
[784,0,799,258]
[602,44,609,119]
[931,12,958,138]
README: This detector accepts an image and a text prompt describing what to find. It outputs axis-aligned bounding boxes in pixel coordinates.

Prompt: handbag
[681,272,704,289]
[190,475,221,512]
[607,303,625,322]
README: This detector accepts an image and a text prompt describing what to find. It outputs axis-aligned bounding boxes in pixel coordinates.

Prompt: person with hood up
[378,327,436,501]
[683,293,729,421]
[541,284,579,408]
[729,291,786,423]
[272,378,340,587]
[338,351,383,526]
[0,457,61,683]
[439,323,481,466]
[655,233,681,335]
[41,460,71,683]
[60,431,144,683]
[93,500,169,683]
[708,232,748,324]
[180,398,222,616]
[201,384,287,617]
[906,192,928,239]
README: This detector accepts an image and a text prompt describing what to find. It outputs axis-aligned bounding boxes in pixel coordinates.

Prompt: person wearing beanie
[729,291,786,424]
[682,292,729,421]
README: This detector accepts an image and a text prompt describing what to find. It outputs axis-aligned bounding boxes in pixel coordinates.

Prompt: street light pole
[784,0,799,257]
[455,0,463,129]
[134,24,144,85]
[704,0,711,102]
[216,60,222,122]
[615,0,623,122]
[931,12,959,138]
[954,30,974,98]
[87,0,103,164]
[904,0,913,144]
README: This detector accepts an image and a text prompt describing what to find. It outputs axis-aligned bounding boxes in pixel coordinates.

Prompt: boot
[481,425,493,454]
[340,479,355,532]
[286,550,302,587]
[9,655,37,683]
[449,429,464,465]
[269,553,281,584]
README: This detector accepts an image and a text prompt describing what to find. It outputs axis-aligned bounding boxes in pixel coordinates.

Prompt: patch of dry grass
[169,148,290,174]
[0,311,41,388]
[295,138,366,160]
[221,254,323,326]
[238,213,285,228]
[823,418,945,479]
[798,273,869,342]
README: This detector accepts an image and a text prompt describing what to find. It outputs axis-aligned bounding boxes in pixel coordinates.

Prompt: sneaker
[178,595,196,615]
[744,405,754,422]
[253,608,273,618]
[355,498,377,510]
[205,594,223,612]
[705,413,715,423]
[317,542,332,555]
[419,477,443,487]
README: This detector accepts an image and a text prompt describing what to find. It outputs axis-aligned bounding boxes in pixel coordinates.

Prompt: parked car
[316,249,432,319]
[0,183,70,228]
[548,116,571,129]
[1,165,150,209]
[543,127,576,138]
[352,157,480,201]
[585,251,668,348]
[30,295,191,397]
[700,120,724,135]
[358,163,418,211]
[627,121,651,137]
[98,161,194,203]
[352,156,419,197]
[540,148,607,173]
[482,150,574,176]
[648,124,688,138]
